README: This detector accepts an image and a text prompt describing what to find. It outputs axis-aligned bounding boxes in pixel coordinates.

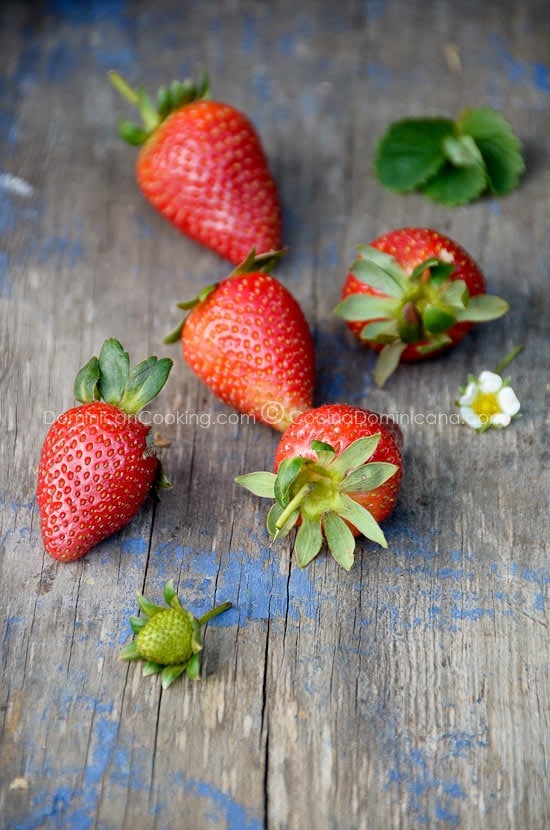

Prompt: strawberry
[165,250,315,432]
[236,404,403,570]
[36,339,172,562]
[334,227,510,386]
[110,71,282,265]
[120,579,232,687]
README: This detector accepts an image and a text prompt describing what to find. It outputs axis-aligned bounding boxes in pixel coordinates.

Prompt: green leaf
[455,294,509,322]
[118,119,149,146]
[374,342,407,387]
[330,434,381,476]
[410,258,455,286]
[274,457,306,507]
[235,471,277,499]
[334,294,398,321]
[442,133,485,168]
[458,107,525,194]
[135,593,165,618]
[294,517,323,567]
[119,642,141,661]
[322,512,356,571]
[356,245,410,290]
[375,117,454,191]
[129,615,147,634]
[97,338,130,406]
[416,333,452,354]
[119,356,173,414]
[185,654,201,682]
[421,161,487,206]
[73,356,100,403]
[163,579,177,607]
[161,663,187,688]
[337,495,388,548]
[350,259,406,298]
[311,440,336,466]
[142,661,164,676]
[360,319,399,343]
[422,304,457,334]
[266,503,299,538]
[340,462,398,493]
[443,280,469,307]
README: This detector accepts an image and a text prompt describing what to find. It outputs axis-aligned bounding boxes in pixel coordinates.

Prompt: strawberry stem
[197,601,232,626]
[494,343,522,375]
[274,483,313,533]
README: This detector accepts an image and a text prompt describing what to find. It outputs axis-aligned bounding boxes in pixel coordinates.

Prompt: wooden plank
[0,1,548,828]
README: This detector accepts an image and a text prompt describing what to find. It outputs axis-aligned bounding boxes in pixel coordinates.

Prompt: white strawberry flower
[458,369,520,431]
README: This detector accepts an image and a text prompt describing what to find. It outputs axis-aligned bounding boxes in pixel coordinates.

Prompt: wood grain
[0,1,548,828]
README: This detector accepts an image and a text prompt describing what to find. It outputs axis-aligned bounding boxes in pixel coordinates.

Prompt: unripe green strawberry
[120,580,232,688]
[136,608,195,666]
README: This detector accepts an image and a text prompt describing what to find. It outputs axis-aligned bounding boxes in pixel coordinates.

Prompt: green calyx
[74,338,172,415]
[119,579,232,688]
[375,106,525,205]
[109,70,210,145]
[163,247,286,344]
[334,245,509,387]
[236,435,398,571]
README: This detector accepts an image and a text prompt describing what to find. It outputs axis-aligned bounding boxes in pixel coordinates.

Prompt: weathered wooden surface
[1,1,548,828]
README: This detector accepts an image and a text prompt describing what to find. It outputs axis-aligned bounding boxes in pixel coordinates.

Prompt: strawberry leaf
[442,133,485,169]
[454,294,509,322]
[185,654,201,682]
[119,356,173,415]
[334,294,398,321]
[235,471,277,498]
[274,457,306,507]
[267,502,299,538]
[340,462,398,493]
[360,319,399,343]
[142,660,164,676]
[421,161,487,206]
[162,664,187,689]
[337,495,388,548]
[294,517,323,567]
[374,342,407,387]
[350,258,406,298]
[375,117,453,191]
[422,304,457,334]
[74,356,100,404]
[330,434,381,476]
[322,512,356,571]
[97,338,130,406]
[458,107,525,194]
[355,245,410,290]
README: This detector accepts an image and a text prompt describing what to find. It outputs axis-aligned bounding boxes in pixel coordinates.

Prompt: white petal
[460,407,483,429]
[491,413,511,427]
[458,382,479,406]
[497,386,521,416]
[478,371,503,393]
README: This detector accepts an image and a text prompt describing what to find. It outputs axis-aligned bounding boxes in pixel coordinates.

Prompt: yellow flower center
[471,392,501,420]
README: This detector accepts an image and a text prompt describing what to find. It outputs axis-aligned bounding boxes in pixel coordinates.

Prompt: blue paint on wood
[179,777,263,830]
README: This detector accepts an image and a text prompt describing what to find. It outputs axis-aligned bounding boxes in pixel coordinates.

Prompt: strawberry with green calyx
[236,404,403,570]
[164,249,315,432]
[110,70,282,265]
[37,339,172,562]
[334,227,509,387]
[120,580,232,687]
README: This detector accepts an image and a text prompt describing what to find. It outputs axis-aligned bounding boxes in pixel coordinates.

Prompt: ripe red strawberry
[236,404,403,570]
[120,579,232,688]
[334,227,509,386]
[110,71,282,265]
[37,339,172,562]
[165,250,315,432]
